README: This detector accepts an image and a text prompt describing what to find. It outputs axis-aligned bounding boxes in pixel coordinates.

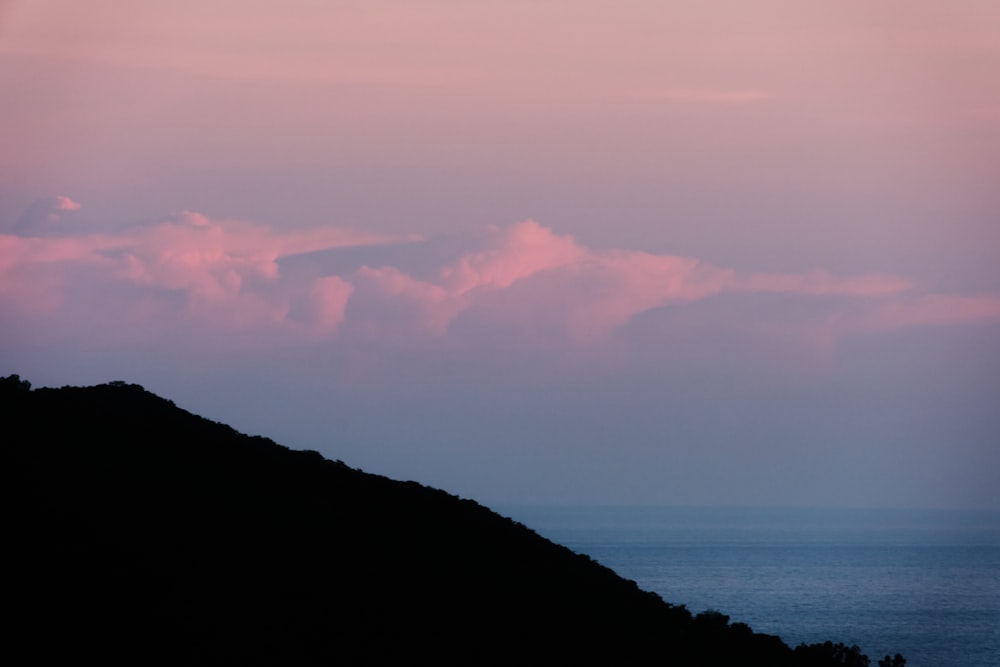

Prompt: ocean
[498,505,1000,667]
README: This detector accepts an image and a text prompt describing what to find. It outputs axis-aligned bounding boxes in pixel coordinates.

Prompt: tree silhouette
[3,376,907,666]
[0,373,31,393]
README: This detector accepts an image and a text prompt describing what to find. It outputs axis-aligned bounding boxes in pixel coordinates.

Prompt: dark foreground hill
[3,376,902,666]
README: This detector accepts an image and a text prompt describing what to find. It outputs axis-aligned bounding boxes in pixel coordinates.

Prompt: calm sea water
[497,506,1000,667]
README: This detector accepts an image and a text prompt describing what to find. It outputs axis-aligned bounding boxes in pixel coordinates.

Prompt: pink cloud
[108,211,405,308]
[0,233,121,271]
[117,211,401,301]
[838,294,1000,334]
[423,226,911,345]
[465,250,731,344]
[118,212,284,300]
[11,195,85,234]
[4,210,998,369]
[1,207,407,342]
[339,223,731,345]
[0,232,128,314]
[349,265,460,338]
[734,270,913,297]
[52,195,81,211]
[342,221,588,340]
[303,276,354,335]
[439,220,585,295]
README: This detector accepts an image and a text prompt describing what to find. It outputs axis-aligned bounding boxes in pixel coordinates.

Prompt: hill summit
[2,375,901,665]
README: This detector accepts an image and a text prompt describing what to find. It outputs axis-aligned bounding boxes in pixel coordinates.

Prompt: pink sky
[2,2,999,508]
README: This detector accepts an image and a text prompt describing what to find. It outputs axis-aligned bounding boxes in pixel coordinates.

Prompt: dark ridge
[2,375,902,666]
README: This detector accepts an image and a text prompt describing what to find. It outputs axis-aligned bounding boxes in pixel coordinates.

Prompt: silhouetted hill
[3,376,900,665]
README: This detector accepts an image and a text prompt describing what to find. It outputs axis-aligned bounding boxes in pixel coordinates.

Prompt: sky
[2,1,999,509]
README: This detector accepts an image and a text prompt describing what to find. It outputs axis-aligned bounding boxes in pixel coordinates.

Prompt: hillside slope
[2,376,889,665]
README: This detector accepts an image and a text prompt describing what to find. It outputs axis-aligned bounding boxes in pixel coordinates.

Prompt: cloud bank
[3,201,998,385]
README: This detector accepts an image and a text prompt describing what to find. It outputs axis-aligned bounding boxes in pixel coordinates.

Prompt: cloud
[304,276,355,334]
[3,207,998,381]
[119,214,278,300]
[734,270,913,297]
[450,248,731,345]
[327,222,731,346]
[440,221,585,295]
[52,195,81,212]
[836,294,1000,334]
[11,195,83,234]
[341,221,587,341]
[0,206,405,339]
[349,265,459,338]
[118,211,402,298]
